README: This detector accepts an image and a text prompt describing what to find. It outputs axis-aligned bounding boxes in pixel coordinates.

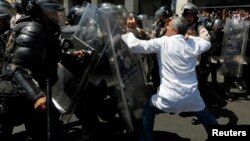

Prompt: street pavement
[12,73,250,141]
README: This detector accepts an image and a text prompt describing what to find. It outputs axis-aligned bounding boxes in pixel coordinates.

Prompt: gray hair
[171,17,188,35]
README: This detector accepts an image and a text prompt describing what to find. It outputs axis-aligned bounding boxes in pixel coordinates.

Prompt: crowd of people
[0,0,249,141]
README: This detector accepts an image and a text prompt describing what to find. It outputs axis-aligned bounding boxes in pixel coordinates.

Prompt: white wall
[125,0,139,14]
[176,0,193,17]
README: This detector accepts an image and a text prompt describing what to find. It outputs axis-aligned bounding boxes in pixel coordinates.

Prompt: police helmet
[98,3,124,20]
[117,5,128,20]
[67,5,81,25]
[181,3,198,17]
[155,6,173,19]
[137,14,146,21]
[19,0,64,14]
[212,19,224,30]
[18,0,65,26]
[137,14,147,28]
[98,2,112,9]
[98,3,126,31]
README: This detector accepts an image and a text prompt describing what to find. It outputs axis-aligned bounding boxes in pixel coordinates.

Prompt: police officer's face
[184,12,195,25]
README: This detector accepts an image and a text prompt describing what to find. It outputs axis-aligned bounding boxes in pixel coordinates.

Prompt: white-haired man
[122,16,218,141]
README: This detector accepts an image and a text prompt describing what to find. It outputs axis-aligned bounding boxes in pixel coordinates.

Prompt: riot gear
[208,20,224,87]
[67,3,87,26]
[98,2,111,8]
[155,6,173,20]
[205,18,224,32]
[181,3,198,17]
[137,14,146,28]
[117,4,128,19]
[17,0,65,27]
[137,14,145,21]
[0,0,66,141]
[98,3,125,21]
[98,3,127,34]
[150,6,173,93]
[181,3,214,125]
[153,6,172,38]
[221,18,249,101]
[181,3,199,27]
[58,3,152,140]
[212,19,224,30]
[67,5,81,25]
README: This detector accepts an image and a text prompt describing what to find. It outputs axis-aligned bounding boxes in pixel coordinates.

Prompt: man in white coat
[121,17,218,141]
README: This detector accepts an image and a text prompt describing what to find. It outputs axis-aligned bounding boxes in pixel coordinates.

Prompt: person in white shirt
[122,16,218,141]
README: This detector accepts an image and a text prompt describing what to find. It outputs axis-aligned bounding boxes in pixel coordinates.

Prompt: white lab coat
[121,33,211,114]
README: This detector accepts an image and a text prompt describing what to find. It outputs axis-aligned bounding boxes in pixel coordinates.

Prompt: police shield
[221,18,250,77]
[95,4,152,132]
[137,14,154,34]
[54,3,151,133]
[52,3,99,116]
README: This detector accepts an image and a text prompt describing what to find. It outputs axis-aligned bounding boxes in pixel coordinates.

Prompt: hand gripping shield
[52,3,98,117]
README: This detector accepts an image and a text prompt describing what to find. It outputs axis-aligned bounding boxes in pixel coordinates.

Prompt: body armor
[4,16,61,90]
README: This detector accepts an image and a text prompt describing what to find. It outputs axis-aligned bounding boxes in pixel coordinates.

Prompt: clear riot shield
[221,18,250,77]
[52,3,99,117]
[140,14,154,34]
[137,14,155,84]
[53,3,151,133]
[96,5,152,133]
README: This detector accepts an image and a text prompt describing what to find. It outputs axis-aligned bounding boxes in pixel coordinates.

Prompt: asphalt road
[12,73,250,141]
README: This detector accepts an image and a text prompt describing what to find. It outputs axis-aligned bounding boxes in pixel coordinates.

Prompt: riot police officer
[208,19,224,85]
[66,5,82,26]
[0,0,66,141]
[60,3,136,140]
[150,6,173,93]
[181,3,213,125]
[152,6,173,38]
